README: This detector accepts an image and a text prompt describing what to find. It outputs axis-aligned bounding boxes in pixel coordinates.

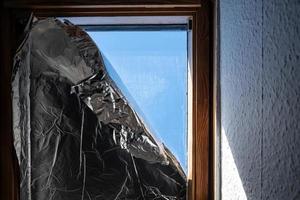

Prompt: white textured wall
[220,0,300,199]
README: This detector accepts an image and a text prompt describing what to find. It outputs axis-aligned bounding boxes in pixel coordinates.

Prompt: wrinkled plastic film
[71,73,168,165]
[12,18,186,200]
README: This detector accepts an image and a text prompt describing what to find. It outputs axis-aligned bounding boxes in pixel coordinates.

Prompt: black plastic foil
[12,18,186,200]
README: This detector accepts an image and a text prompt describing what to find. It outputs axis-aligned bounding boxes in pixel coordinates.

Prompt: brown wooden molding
[4,0,202,9]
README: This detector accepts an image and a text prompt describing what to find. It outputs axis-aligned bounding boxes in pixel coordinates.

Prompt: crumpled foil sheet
[12,18,186,200]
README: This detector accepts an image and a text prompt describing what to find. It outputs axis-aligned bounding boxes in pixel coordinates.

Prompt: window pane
[87,31,188,170]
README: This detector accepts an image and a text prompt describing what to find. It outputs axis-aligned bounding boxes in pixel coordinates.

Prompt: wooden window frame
[1,1,214,200]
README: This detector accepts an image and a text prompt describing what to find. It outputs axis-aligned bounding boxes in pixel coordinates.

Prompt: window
[87,29,189,170]
[67,16,190,170]
[2,2,212,200]
[57,15,209,199]
[61,16,192,172]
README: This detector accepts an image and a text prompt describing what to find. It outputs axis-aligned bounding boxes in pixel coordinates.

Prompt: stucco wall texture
[220,0,300,199]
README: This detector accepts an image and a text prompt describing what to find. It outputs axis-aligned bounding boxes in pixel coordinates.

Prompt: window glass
[87,31,188,170]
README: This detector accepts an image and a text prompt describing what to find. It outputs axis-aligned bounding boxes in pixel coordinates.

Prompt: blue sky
[87,31,188,171]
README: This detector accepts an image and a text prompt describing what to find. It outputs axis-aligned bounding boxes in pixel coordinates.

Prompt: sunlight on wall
[222,127,247,200]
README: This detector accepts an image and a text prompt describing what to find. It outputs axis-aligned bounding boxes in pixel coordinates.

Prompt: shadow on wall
[220,0,300,200]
